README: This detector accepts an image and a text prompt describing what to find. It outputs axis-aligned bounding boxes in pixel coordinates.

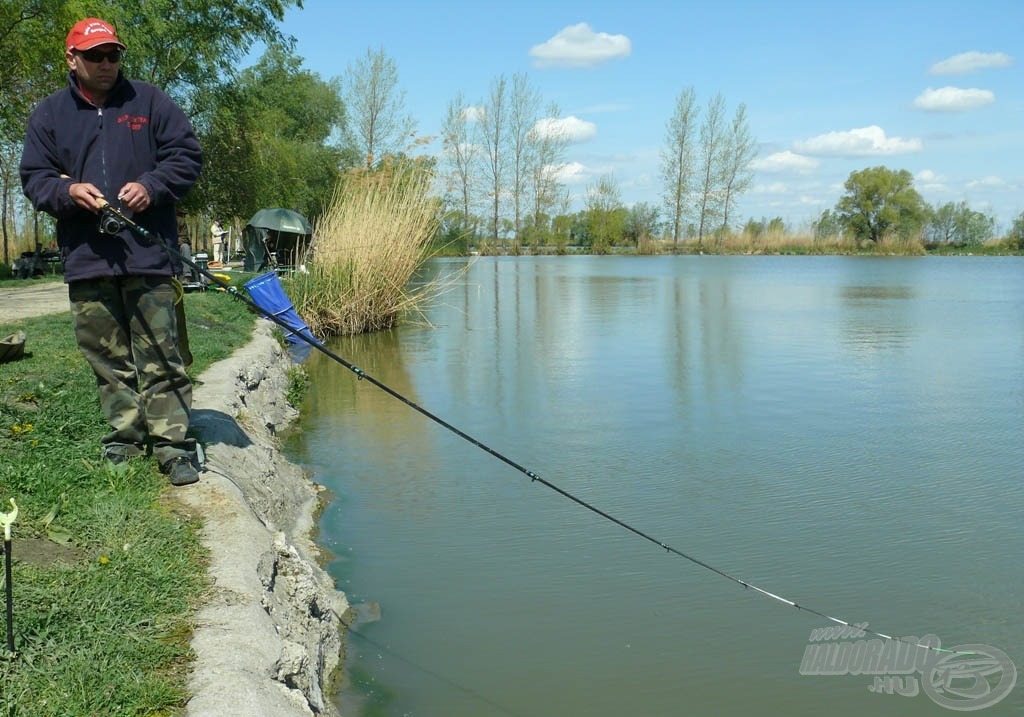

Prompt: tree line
[814,166,1020,250]
[436,82,757,254]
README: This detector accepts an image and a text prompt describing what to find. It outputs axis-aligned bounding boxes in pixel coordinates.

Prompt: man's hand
[116,182,150,212]
[68,182,107,212]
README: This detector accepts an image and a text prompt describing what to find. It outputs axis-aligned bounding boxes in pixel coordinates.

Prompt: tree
[2,0,70,260]
[584,174,625,254]
[925,201,958,244]
[660,87,698,248]
[67,1,300,107]
[477,75,508,243]
[813,209,844,241]
[624,202,661,248]
[528,101,570,247]
[835,167,927,242]
[924,201,994,246]
[551,212,573,253]
[508,73,541,246]
[743,216,785,239]
[1,0,65,143]
[342,47,416,167]
[192,45,348,223]
[1007,211,1024,249]
[695,93,726,245]
[719,103,756,232]
[440,92,479,242]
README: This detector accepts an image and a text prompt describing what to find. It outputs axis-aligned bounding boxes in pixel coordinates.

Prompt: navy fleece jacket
[20,71,202,282]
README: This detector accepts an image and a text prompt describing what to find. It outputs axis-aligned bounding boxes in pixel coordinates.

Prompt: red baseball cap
[66,18,125,52]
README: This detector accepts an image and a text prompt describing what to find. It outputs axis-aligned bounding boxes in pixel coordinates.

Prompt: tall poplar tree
[660,87,698,248]
[478,75,508,243]
[528,102,570,243]
[695,93,726,245]
[342,47,416,167]
[440,92,479,238]
[508,73,541,246]
[719,103,756,232]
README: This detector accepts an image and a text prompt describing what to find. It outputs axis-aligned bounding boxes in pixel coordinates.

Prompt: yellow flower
[99,555,110,565]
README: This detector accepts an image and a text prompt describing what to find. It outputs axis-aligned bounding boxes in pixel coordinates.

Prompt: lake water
[288,255,1023,716]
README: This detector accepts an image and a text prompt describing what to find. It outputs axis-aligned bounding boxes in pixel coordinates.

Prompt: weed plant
[0,290,256,716]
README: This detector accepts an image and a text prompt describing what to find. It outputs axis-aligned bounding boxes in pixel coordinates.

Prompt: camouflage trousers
[69,276,195,465]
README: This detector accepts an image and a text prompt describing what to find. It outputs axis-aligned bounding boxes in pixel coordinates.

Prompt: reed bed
[288,163,442,337]
[692,230,927,255]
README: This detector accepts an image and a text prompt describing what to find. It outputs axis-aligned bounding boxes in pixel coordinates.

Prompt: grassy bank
[0,290,257,716]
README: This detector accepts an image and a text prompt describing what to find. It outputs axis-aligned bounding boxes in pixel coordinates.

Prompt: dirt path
[0,281,68,324]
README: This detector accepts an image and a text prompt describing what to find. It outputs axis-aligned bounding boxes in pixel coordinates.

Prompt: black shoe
[102,445,145,465]
[161,457,200,486]
[104,452,129,466]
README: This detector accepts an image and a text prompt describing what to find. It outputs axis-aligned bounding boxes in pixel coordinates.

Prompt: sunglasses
[77,48,123,64]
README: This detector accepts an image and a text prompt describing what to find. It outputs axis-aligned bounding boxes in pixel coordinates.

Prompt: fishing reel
[98,206,127,235]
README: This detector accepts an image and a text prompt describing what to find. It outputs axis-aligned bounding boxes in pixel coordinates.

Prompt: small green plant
[286,365,310,408]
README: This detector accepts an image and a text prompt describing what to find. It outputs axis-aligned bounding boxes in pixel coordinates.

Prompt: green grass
[0,289,257,716]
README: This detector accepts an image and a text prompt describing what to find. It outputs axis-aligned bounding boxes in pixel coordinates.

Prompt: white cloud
[967,176,1006,188]
[798,195,827,206]
[912,86,995,112]
[915,169,947,191]
[552,161,592,184]
[749,151,819,174]
[793,125,923,157]
[915,169,944,183]
[461,105,485,123]
[533,115,598,142]
[929,51,1012,75]
[530,23,631,68]
[752,182,790,195]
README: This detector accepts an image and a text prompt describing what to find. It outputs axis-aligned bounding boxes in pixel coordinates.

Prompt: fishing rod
[98,199,969,657]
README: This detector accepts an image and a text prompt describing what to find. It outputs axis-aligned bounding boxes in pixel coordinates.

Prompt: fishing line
[101,201,971,658]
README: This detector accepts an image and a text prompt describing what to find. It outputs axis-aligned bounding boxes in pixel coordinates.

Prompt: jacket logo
[117,114,149,131]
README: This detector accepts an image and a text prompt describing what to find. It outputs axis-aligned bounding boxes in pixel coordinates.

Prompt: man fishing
[20,17,204,486]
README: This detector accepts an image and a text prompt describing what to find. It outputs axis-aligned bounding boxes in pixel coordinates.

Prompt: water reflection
[303,330,448,516]
[839,283,916,353]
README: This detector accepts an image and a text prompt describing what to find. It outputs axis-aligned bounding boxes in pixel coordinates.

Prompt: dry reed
[288,162,441,337]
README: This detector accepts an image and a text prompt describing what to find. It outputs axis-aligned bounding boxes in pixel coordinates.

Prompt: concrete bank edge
[176,319,350,717]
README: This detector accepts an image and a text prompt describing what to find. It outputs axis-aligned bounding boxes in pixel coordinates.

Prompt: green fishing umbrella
[246,208,312,235]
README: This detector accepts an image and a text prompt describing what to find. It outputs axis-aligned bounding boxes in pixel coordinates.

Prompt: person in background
[211,219,228,264]
[177,208,193,278]
[19,17,204,486]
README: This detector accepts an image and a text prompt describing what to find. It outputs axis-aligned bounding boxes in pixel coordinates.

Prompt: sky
[264,0,1022,232]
